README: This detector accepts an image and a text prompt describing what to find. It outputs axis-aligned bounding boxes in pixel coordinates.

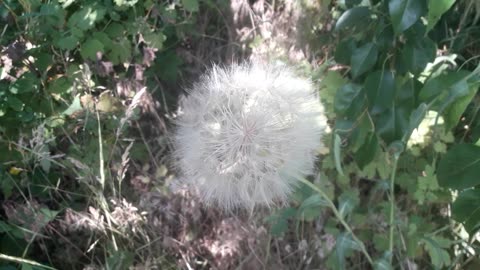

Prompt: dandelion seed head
[174,62,327,210]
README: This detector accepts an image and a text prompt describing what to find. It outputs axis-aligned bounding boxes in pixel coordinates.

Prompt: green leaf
[374,104,410,144]
[39,207,60,223]
[48,77,71,94]
[426,0,455,32]
[105,23,125,38]
[56,35,79,50]
[299,194,328,221]
[182,0,199,12]
[419,71,470,103]
[364,70,395,114]
[350,43,378,78]
[452,189,480,234]
[389,0,426,34]
[401,37,436,75]
[106,250,134,270]
[421,237,451,268]
[63,95,83,116]
[336,233,363,269]
[355,134,378,169]
[80,38,104,60]
[9,73,39,94]
[143,32,166,50]
[335,38,356,65]
[265,208,297,236]
[374,258,393,270]
[67,4,106,31]
[403,103,427,143]
[443,82,477,130]
[5,95,24,111]
[108,39,132,64]
[318,70,347,114]
[346,0,363,8]
[437,144,480,190]
[335,7,371,31]
[334,83,362,115]
[338,191,359,218]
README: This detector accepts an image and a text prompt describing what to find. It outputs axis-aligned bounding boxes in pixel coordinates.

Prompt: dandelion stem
[388,155,400,264]
[296,177,374,266]
[0,253,57,270]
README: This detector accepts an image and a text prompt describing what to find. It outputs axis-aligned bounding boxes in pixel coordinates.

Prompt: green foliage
[270,0,480,268]
[0,0,199,268]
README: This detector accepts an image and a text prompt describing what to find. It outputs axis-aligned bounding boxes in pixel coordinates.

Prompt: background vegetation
[1,0,480,269]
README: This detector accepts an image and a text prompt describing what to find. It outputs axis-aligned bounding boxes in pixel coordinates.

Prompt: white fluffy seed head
[173,62,327,210]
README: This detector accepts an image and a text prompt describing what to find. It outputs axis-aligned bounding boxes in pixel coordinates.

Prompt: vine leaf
[350,43,378,78]
[389,0,426,34]
[437,144,480,190]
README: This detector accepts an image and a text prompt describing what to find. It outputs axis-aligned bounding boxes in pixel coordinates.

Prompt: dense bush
[1,0,480,269]
[268,0,480,269]
[0,0,202,268]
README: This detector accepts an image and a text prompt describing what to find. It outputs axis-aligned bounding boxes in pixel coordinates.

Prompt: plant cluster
[267,0,480,269]
[0,0,203,268]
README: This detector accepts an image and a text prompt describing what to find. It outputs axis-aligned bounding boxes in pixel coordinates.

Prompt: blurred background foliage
[0,0,480,269]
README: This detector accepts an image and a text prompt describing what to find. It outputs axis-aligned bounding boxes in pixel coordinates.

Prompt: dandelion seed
[173,62,327,210]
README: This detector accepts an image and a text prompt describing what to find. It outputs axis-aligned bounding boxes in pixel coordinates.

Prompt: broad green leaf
[48,77,71,94]
[350,113,375,151]
[389,0,426,34]
[108,39,132,64]
[374,258,393,270]
[97,91,123,112]
[300,194,329,209]
[374,104,410,144]
[350,43,378,78]
[56,35,79,50]
[318,70,347,113]
[421,237,451,268]
[80,38,104,60]
[355,133,378,169]
[34,52,53,72]
[335,7,371,31]
[338,191,359,218]
[403,103,427,143]
[63,95,83,116]
[265,208,297,236]
[419,71,470,103]
[364,70,395,114]
[182,0,199,12]
[299,194,328,221]
[334,83,362,115]
[67,4,106,31]
[143,32,166,50]
[39,208,60,223]
[105,23,125,38]
[5,95,24,111]
[426,0,455,32]
[346,0,362,8]
[443,82,477,130]
[401,37,436,75]
[335,38,356,65]
[106,250,134,270]
[452,189,480,234]
[437,144,480,190]
[9,73,39,94]
[336,233,363,269]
